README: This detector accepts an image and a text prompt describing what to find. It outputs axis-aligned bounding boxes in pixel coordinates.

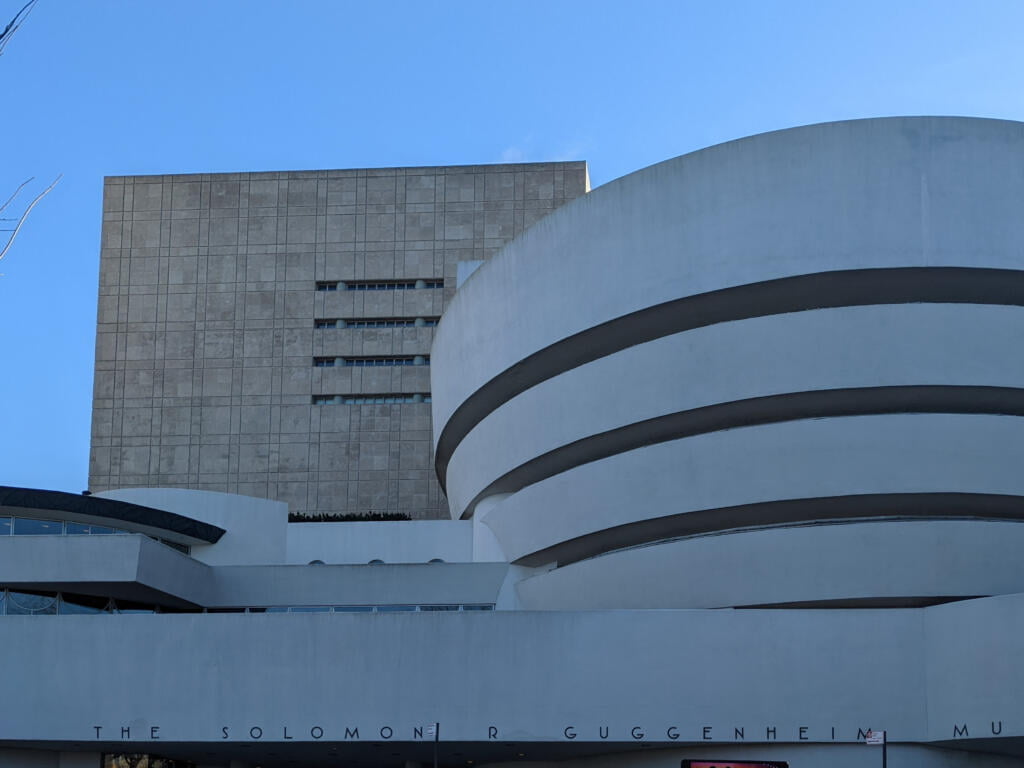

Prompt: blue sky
[2,0,1023,492]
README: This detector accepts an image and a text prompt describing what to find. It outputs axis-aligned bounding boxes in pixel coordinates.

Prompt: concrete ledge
[515,520,1024,609]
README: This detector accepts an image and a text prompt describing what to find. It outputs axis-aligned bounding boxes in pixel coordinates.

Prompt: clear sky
[2,0,1023,493]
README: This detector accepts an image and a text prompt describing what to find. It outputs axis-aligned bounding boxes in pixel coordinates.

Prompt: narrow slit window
[312,393,431,405]
[336,279,444,291]
[315,356,429,367]
[314,317,440,329]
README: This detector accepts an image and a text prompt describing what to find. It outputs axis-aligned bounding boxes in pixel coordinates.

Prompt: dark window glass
[60,593,110,615]
[343,281,429,291]
[0,517,11,535]
[65,522,92,535]
[91,525,117,535]
[338,317,439,328]
[13,517,62,535]
[111,599,155,614]
[330,394,432,405]
[420,605,459,611]
[104,755,198,768]
[462,604,495,611]
[6,591,58,615]
[341,357,422,367]
[157,538,191,554]
[333,606,373,613]
[376,605,416,612]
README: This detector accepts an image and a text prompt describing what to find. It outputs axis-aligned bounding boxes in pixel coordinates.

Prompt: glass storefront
[0,515,125,536]
[0,590,496,617]
[0,590,158,616]
[103,755,195,768]
[0,516,190,553]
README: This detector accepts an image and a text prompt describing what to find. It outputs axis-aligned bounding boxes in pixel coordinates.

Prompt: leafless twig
[0,177,32,215]
[0,0,38,57]
[0,1,52,272]
[0,174,61,264]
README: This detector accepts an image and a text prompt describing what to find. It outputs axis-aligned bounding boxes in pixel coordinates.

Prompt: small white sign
[865,729,885,745]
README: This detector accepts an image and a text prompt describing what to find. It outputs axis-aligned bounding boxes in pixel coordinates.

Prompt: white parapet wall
[285,519,474,565]
[96,487,288,566]
[96,487,479,566]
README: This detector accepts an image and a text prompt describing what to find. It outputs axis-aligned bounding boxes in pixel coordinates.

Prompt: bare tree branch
[0,0,38,57]
[0,1,54,272]
[0,177,32,215]
[0,174,61,264]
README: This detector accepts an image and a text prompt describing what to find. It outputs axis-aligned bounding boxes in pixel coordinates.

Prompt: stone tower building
[89,162,589,518]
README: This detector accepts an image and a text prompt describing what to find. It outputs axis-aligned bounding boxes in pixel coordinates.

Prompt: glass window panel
[59,593,109,614]
[104,755,196,768]
[289,605,330,613]
[462,604,495,611]
[111,598,154,614]
[0,517,11,535]
[7,591,58,615]
[419,605,459,611]
[158,538,190,554]
[12,517,62,535]
[265,606,288,613]
[91,525,117,535]
[332,605,373,613]
[65,522,92,535]
[376,605,416,612]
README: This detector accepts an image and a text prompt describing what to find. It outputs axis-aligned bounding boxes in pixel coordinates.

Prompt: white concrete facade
[3,117,1024,768]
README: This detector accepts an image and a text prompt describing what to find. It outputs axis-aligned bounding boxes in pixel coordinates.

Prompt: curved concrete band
[435,269,1024,486]
[480,414,1024,564]
[433,117,1024,447]
[444,303,1024,517]
[515,520,1024,609]
[431,116,1024,608]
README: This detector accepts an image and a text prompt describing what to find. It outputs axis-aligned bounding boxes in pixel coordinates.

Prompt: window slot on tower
[314,356,429,367]
[313,317,439,329]
[316,279,443,291]
[312,393,432,405]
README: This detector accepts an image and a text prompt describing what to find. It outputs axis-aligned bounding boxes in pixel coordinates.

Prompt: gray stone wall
[89,162,588,518]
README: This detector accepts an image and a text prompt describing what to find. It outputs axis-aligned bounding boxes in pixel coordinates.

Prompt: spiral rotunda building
[432,115,1024,613]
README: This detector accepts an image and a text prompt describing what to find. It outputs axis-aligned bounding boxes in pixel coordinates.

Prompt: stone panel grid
[89,162,588,518]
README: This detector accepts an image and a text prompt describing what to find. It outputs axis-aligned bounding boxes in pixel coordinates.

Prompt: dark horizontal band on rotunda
[460,384,1024,519]
[518,491,1024,568]
[435,266,1024,491]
